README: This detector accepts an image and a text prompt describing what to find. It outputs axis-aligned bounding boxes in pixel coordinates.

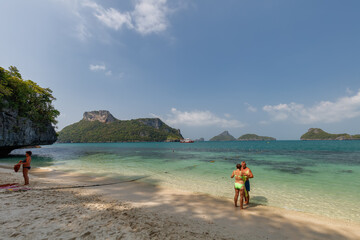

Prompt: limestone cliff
[83,110,117,123]
[0,108,57,156]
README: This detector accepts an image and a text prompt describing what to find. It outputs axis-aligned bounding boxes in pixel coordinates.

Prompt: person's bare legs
[240,188,244,209]
[245,192,250,204]
[23,168,29,185]
[234,189,239,207]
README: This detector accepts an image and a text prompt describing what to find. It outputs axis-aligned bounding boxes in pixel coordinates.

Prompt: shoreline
[1,166,359,239]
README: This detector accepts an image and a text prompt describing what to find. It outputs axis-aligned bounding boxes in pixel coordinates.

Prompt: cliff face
[83,110,117,123]
[0,108,57,156]
[138,118,163,129]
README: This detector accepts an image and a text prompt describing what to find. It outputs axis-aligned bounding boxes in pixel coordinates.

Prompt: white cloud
[105,70,112,76]
[263,90,360,124]
[83,0,171,35]
[83,1,133,30]
[89,64,106,71]
[245,103,257,112]
[165,108,245,128]
[132,0,169,35]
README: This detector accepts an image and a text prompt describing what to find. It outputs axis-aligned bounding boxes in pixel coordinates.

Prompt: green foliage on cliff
[57,118,183,143]
[238,134,276,141]
[300,128,360,140]
[0,66,59,126]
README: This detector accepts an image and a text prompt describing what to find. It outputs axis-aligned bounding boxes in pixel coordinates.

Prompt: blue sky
[1,0,360,140]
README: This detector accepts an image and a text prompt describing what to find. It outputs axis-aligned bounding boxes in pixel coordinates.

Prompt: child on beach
[17,151,32,185]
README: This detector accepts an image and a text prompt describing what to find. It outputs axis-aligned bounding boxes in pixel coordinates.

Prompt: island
[300,128,360,140]
[57,110,183,143]
[209,131,237,141]
[238,134,276,141]
[0,66,58,156]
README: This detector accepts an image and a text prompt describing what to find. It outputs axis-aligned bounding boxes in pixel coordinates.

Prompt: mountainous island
[300,128,360,140]
[238,134,276,141]
[0,66,58,156]
[57,111,183,143]
[209,131,276,141]
[209,131,237,141]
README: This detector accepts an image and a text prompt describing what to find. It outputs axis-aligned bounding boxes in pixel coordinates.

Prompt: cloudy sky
[1,0,360,140]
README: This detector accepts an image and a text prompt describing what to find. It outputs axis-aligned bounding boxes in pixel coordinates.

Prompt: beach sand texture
[0,167,359,240]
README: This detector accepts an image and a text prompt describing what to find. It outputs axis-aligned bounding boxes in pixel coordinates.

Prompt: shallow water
[2,141,360,222]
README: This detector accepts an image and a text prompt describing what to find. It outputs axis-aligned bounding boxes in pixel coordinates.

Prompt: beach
[1,167,359,240]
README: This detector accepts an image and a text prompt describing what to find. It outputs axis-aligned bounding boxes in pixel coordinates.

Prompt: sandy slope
[0,167,359,240]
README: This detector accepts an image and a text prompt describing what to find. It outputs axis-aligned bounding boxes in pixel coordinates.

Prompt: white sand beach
[0,167,359,240]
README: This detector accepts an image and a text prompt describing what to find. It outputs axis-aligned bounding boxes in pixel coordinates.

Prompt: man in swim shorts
[241,161,253,204]
[18,151,32,185]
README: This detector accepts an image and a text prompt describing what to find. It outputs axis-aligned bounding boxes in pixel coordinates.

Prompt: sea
[2,141,360,222]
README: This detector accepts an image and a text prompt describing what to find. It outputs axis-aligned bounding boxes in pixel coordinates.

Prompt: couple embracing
[230,161,254,209]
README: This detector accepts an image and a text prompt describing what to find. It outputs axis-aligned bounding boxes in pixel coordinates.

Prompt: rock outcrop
[138,118,163,129]
[83,110,117,123]
[0,108,57,156]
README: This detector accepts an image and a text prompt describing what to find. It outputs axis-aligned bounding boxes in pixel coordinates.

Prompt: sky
[1,0,360,140]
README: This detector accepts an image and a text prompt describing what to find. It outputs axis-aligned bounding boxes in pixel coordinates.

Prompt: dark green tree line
[0,66,59,126]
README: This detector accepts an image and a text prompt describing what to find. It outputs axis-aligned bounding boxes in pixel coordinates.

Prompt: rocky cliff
[0,108,57,156]
[83,110,117,123]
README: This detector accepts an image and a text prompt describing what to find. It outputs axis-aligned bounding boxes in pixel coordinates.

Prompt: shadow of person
[247,195,268,208]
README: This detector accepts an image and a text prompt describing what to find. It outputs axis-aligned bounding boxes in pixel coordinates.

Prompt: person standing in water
[231,164,247,209]
[18,151,32,185]
[241,161,254,204]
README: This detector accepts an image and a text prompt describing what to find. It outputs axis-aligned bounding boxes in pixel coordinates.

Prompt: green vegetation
[57,118,183,143]
[301,128,360,140]
[0,66,59,126]
[238,134,276,141]
[209,131,236,141]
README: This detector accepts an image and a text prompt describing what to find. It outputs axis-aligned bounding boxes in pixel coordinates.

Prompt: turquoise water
[2,141,360,222]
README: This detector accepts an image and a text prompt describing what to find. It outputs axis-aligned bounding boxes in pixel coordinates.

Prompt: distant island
[57,110,183,143]
[209,131,276,141]
[300,128,360,140]
[238,134,276,141]
[209,131,237,141]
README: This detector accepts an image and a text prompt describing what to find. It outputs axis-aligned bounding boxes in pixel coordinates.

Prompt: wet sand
[0,167,359,240]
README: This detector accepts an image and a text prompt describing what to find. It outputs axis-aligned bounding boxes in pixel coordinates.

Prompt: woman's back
[233,169,244,183]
